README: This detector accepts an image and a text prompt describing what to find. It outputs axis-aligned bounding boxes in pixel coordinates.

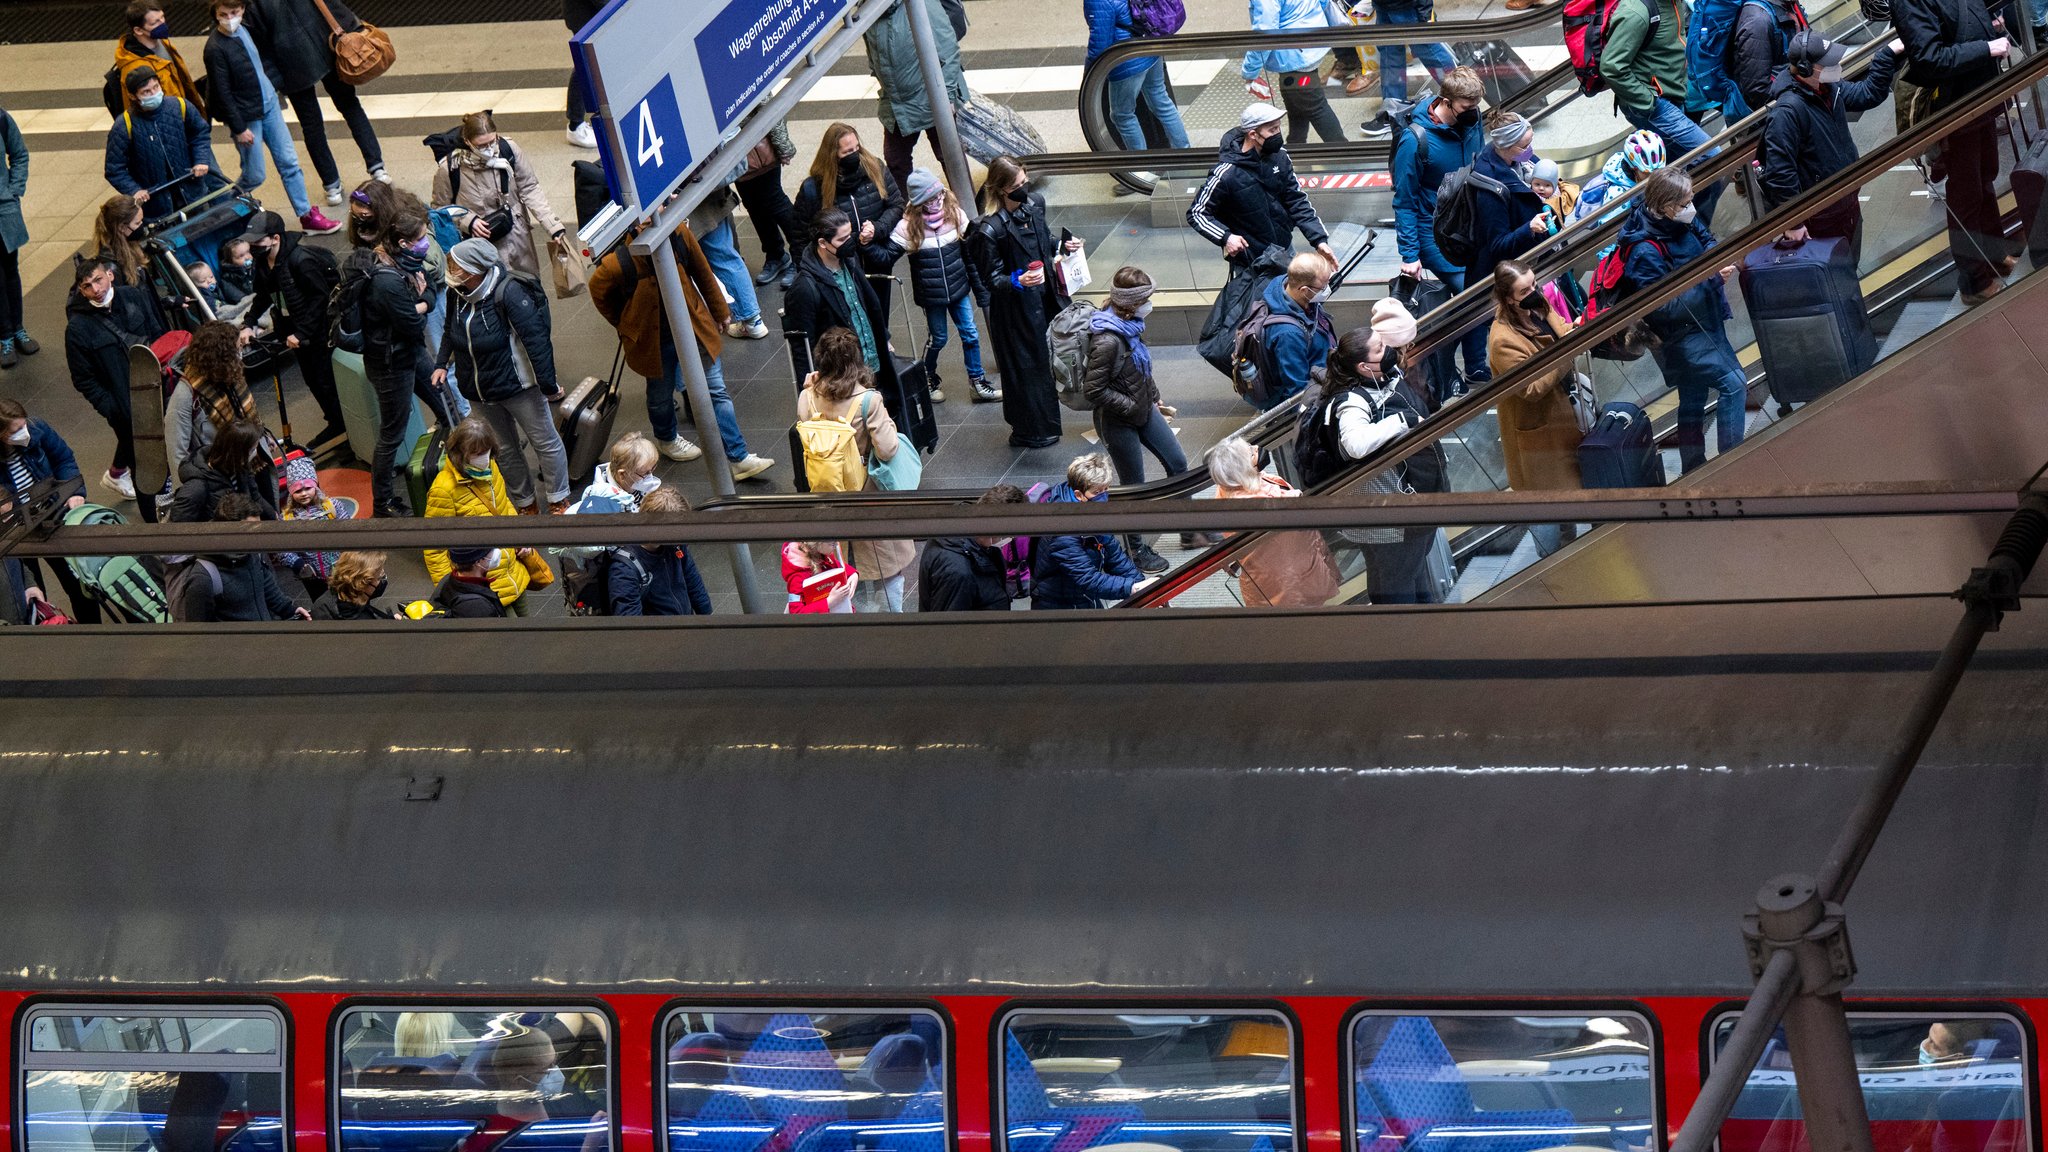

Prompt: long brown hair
[1491,259,1549,337]
[184,321,257,430]
[808,123,886,213]
[903,187,964,249]
[979,156,1025,215]
[93,195,146,285]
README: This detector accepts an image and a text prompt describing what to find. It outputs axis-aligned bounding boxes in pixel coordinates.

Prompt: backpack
[102,67,124,117]
[428,205,465,253]
[426,126,517,202]
[1294,383,1441,492]
[560,546,637,616]
[1688,0,1790,113]
[327,258,375,354]
[166,558,224,623]
[1430,164,1506,269]
[62,504,172,623]
[795,405,867,493]
[1127,0,1189,36]
[1564,0,1657,96]
[1228,297,1314,408]
[1047,300,1098,412]
[1583,236,1667,360]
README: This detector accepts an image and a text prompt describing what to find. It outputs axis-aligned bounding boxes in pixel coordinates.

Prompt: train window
[333,1008,611,1152]
[1708,1011,2029,1152]
[1348,1011,1658,1152]
[21,1006,287,1152]
[660,1008,947,1152]
[997,1010,1297,1152]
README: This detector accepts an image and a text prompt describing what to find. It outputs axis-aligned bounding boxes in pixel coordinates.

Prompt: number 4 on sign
[636,100,664,168]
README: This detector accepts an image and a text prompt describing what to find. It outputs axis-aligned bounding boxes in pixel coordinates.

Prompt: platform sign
[573,0,854,216]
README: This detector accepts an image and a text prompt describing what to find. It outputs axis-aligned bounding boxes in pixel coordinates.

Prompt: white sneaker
[101,469,136,501]
[371,167,393,185]
[726,316,770,340]
[566,122,599,149]
[728,453,775,481]
[657,435,702,462]
[324,184,344,206]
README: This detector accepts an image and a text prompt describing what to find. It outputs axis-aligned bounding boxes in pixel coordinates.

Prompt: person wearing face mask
[202,0,338,235]
[113,2,206,116]
[92,195,150,287]
[105,67,216,221]
[429,545,511,619]
[313,551,400,620]
[1388,68,1488,400]
[1030,453,1149,610]
[786,209,933,457]
[1250,253,1340,414]
[0,397,99,623]
[236,211,347,448]
[889,169,994,403]
[423,418,547,616]
[169,419,279,523]
[430,111,568,283]
[362,197,439,517]
[1081,267,1183,574]
[1618,166,1749,473]
[1188,104,1338,274]
[64,257,166,509]
[434,238,572,515]
[1486,260,1584,521]
[796,328,915,611]
[570,433,661,515]
[792,124,907,320]
[1759,32,1901,263]
[969,156,1083,448]
[1600,0,1725,227]
[1460,112,1551,299]
[919,483,1031,612]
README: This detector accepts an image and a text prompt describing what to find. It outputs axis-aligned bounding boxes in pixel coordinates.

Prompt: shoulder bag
[310,0,397,86]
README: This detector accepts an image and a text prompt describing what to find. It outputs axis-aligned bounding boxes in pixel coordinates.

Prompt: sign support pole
[648,231,765,614]
[902,0,980,221]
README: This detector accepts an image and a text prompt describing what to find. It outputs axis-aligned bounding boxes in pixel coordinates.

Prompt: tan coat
[796,386,916,580]
[1487,307,1583,491]
[432,141,567,280]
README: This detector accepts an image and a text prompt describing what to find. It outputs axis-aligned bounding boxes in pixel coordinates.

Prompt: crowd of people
[0,0,2029,623]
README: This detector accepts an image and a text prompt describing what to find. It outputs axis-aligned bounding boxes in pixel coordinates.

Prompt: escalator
[1123,43,2048,608]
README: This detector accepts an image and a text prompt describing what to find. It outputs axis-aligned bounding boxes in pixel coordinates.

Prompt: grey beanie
[449,237,503,276]
[905,167,944,207]
[1529,158,1561,186]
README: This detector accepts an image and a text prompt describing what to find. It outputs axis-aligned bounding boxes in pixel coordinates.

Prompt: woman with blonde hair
[430,110,568,280]
[312,551,398,621]
[791,123,904,314]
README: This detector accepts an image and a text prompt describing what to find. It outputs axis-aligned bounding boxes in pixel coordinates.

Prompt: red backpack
[1583,237,1666,360]
[1564,0,1658,96]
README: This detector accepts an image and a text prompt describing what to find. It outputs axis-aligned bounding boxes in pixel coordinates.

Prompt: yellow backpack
[795,395,869,493]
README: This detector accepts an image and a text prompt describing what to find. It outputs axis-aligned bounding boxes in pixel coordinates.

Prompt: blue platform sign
[573,0,854,216]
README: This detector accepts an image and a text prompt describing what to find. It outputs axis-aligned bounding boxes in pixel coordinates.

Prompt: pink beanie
[1371,298,1418,348]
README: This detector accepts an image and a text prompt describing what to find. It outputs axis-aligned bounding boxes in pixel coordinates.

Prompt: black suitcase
[1578,401,1667,489]
[553,345,623,485]
[1738,235,1875,407]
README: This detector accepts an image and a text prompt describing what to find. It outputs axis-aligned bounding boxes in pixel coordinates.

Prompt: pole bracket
[1743,873,1856,996]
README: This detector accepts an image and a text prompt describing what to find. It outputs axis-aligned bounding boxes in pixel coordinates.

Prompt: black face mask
[1259,133,1284,157]
[1379,347,1402,377]
[370,576,389,600]
[838,154,861,177]
[1454,107,1480,129]
[1520,291,1550,314]
[1007,180,1031,205]
[833,237,859,263]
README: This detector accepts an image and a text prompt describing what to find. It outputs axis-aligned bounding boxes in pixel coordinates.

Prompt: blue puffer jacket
[1390,106,1483,263]
[1084,0,1154,82]
[104,97,216,218]
[1030,482,1141,609]
[1617,203,1731,339]
[0,420,82,501]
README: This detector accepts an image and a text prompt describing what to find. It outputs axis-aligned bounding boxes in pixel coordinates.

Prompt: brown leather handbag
[311,0,396,86]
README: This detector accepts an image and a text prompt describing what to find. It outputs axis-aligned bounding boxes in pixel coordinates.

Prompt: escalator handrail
[1124,43,2048,606]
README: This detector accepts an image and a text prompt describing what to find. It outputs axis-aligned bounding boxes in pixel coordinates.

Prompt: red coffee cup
[1028,261,1044,275]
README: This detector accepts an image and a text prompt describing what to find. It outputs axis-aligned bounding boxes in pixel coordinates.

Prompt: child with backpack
[889,169,996,403]
[1569,131,1667,227]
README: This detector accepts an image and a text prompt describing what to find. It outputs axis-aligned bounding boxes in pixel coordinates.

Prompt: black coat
[312,593,393,620]
[247,0,359,93]
[792,165,904,271]
[563,0,606,30]
[176,553,298,622]
[967,193,1065,442]
[918,537,1011,611]
[1730,0,1808,113]
[430,573,506,618]
[64,285,163,425]
[1896,0,2000,107]
[1464,148,1548,285]
[1759,51,1899,217]
[202,28,284,135]
[250,231,340,344]
[783,249,927,449]
[607,544,712,616]
[1080,328,1157,427]
[358,256,427,371]
[437,273,559,402]
[170,457,280,523]
[1186,128,1330,260]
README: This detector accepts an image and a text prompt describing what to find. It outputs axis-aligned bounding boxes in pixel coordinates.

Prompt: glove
[1247,77,1274,101]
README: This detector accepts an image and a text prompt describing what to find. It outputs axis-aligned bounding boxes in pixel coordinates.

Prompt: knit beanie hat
[1371,298,1418,348]
[905,168,944,207]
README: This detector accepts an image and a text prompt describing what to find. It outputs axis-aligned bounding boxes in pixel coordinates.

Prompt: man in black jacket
[204,0,339,234]
[1729,0,1811,115]
[1895,0,2011,304]
[431,547,508,618]
[1760,33,1902,262]
[919,483,1027,611]
[64,258,165,510]
[1187,104,1338,271]
[240,211,345,445]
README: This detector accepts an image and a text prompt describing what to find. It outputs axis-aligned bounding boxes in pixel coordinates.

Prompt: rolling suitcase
[405,424,446,517]
[955,90,1047,164]
[333,349,426,468]
[1578,401,1667,489]
[1425,527,1457,603]
[553,344,624,485]
[1738,235,1875,407]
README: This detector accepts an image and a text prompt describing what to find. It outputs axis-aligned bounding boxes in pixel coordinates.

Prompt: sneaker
[657,435,703,461]
[930,387,946,403]
[1131,543,1170,575]
[726,316,770,340]
[728,453,775,481]
[13,330,38,356]
[301,208,342,235]
[566,121,599,149]
[371,167,393,185]
[753,253,791,286]
[101,469,136,501]
[779,265,798,290]
[0,339,15,370]
[971,377,1002,402]
[1181,532,1226,549]
[1359,112,1394,140]
[324,183,344,206]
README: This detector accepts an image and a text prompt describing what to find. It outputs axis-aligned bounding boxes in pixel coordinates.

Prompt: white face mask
[1816,64,1844,83]
[1672,203,1698,225]
[6,427,28,447]
[90,284,115,308]
[484,548,504,570]
[1135,302,1153,319]
[631,474,660,494]
[1309,284,1332,305]
[220,14,241,33]
[476,142,501,161]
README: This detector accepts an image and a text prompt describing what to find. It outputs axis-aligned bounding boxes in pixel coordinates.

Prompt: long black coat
[247,0,360,94]
[64,285,163,428]
[967,193,1066,442]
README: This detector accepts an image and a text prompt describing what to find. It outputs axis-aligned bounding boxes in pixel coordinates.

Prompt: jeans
[1623,98,1725,225]
[284,72,385,191]
[698,218,761,324]
[924,296,984,381]
[479,387,573,507]
[1375,5,1457,102]
[366,354,415,512]
[855,573,906,613]
[1094,404,1186,484]
[1654,327,1747,474]
[1107,61,1190,150]
[736,167,803,264]
[652,343,751,460]
[233,101,311,217]
[0,245,20,336]
[1275,69,1347,142]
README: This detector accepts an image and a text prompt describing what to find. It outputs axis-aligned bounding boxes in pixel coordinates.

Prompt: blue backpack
[1687,0,1789,116]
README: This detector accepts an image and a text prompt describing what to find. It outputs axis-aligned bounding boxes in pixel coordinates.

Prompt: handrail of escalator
[1123,43,2048,607]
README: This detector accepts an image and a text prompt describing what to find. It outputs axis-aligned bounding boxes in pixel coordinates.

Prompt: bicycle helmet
[1622,131,1666,176]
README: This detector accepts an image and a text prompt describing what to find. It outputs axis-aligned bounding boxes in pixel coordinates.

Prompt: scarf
[1088,308,1151,378]
[196,376,256,433]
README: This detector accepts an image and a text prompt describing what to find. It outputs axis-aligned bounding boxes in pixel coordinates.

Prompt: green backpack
[62,504,171,624]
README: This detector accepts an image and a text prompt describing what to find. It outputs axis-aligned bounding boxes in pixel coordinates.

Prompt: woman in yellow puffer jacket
[423,417,548,614]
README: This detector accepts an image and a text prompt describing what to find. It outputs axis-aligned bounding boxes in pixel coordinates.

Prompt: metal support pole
[1743,877,1873,1152]
[647,232,766,614]
[901,0,981,220]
